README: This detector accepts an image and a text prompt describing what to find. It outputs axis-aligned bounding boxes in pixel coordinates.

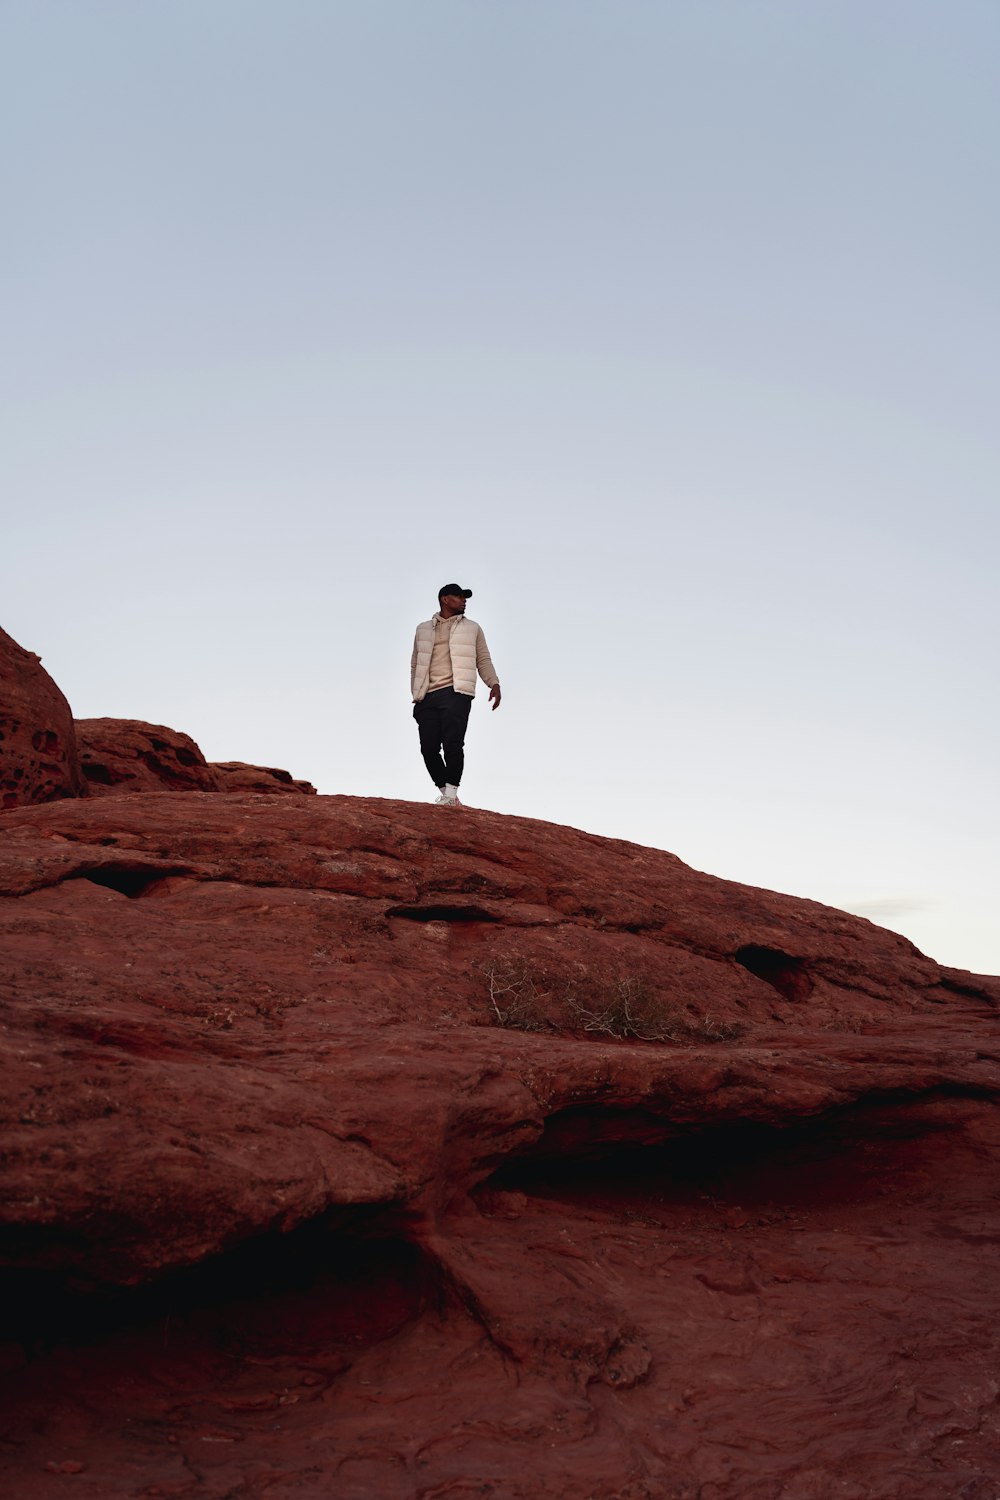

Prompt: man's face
[439,593,467,616]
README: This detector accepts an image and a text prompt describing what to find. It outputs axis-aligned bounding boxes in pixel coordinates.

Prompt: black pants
[413,687,472,788]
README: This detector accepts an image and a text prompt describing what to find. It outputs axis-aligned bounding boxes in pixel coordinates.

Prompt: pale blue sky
[3,2,998,973]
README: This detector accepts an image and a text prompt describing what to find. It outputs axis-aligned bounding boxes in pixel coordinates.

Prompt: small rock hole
[734,944,814,1002]
[71,865,183,899]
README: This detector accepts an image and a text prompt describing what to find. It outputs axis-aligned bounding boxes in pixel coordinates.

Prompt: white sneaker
[435,790,462,807]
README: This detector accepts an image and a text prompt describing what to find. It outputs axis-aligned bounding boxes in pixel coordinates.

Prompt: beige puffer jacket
[411,616,499,701]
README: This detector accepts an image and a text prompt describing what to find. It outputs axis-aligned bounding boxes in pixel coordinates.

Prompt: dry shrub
[479,955,745,1044]
[480,954,552,1032]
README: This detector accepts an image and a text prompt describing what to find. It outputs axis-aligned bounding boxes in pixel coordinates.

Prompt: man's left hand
[489,683,502,711]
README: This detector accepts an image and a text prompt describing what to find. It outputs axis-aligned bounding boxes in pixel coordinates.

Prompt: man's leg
[413,695,448,788]
[440,689,473,788]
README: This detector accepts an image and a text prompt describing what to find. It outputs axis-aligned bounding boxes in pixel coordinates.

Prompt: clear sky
[3,2,998,975]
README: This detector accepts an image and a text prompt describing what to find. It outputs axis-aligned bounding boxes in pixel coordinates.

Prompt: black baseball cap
[438,583,473,599]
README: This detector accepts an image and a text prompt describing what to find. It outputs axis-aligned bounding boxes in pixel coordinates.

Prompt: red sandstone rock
[1,793,999,1497]
[0,627,84,808]
[1,623,313,806]
[209,759,316,795]
[75,717,222,794]
[75,720,316,797]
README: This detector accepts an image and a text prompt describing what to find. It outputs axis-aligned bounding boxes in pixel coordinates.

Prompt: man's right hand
[489,683,502,711]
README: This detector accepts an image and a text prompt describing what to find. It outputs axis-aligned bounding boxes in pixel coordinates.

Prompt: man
[411,584,501,806]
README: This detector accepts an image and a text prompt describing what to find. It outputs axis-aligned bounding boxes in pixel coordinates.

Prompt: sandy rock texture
[0,627,84,808]
[1,792,999,1499]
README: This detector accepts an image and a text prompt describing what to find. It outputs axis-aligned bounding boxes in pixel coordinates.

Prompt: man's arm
[476,628,501,711]
[410,632,421,697]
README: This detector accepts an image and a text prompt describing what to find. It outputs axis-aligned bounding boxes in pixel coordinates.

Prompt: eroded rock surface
[0,627,84,808]
[1,794,999,1498]
[76,718,222,795]
[210,759,317,796]
[76,720,317,797]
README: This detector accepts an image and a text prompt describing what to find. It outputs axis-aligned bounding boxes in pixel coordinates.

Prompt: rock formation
[76,719,317,797]
[0,625,314,806]
[209,760,317,796]
[76,718,224,795]
[2,785,999,1499]
[0,626,84,807]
